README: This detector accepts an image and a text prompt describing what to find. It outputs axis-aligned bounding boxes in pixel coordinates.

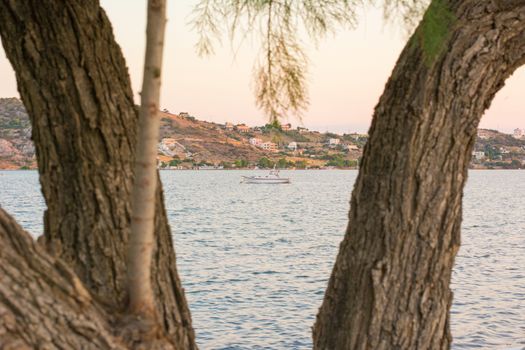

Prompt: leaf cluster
[192,0,434,121]
[192,0,361,121]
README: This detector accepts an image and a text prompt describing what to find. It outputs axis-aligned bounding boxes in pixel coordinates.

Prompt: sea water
[1,170,523,349]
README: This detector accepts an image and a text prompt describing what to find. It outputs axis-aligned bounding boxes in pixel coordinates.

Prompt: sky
[0,1,523,134]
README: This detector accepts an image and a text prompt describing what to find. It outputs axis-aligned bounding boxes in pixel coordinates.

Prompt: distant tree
[169,159,182,167]
[234,159,249,168]
[220,161,232,169]
[276,158,289,169]
[295,160,307,169]
[263,120,282,131]
[509,160,522,169]
[484,144,501,160]
[257,157,274,169]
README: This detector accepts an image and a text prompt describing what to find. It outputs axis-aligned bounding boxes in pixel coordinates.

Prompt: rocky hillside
[1,97,524,170]
[158,111,266,163]
[0,98,35,169]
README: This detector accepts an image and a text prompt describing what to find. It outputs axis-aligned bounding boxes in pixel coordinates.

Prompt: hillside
[1,98,524,170]
[0,98,35,169]
[158,111,266,163]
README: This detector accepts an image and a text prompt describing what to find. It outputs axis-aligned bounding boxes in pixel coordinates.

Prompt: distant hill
[158,111,266,164]
[1,98,524,170]
[0,98,35,169]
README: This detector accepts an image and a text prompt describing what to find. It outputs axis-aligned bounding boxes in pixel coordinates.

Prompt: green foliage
[19,165,30,170]
[257,157,274,169]
[286,130,309,142]
[265,120,282,131]
[325,154,357,167]
[295,160,307,169]
[192,0,360,122]
[383,0,430,33]
[509,160,522,169]
[169,159,182,166]
[418,0,454,65]
[5,117,23,129]
[484,144,500,160]
[276,157,294,169]
[234,159,249,168]
[192,0,435,120]
[220,161,233,169]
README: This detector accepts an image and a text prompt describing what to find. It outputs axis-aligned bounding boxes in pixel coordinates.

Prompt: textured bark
[0,1,196,347]
[0,208,124,349]
[0,208,177,349]
[314,1,525,349]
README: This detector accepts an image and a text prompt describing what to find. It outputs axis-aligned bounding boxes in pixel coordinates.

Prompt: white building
[249,137,262,146]
[260,142,278,151]
[477,129,491,139]
[513,128,524,139]
[472,151,485,160]
[287,142,297,151]
[328,138,340,146]
[158,138,185,157]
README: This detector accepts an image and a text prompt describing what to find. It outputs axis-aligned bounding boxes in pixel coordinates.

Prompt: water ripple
[0,170,523,349]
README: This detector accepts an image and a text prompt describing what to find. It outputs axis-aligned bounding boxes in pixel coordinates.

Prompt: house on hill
[260,141,278,152]
[477,129,492,139]
[472,151,485,160]
[158,138,185,157]
[224,122,234,130]
[236,124,251,133]
[249,137,262,146]
[328,138,340,147]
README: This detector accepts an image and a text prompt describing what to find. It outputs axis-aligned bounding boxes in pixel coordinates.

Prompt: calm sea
[0,170,524,349]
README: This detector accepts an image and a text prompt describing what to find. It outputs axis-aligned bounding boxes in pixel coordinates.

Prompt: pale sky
[0,1,523,134]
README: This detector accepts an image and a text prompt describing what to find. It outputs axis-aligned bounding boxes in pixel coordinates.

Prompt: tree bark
[313,1,525,349]
[128,0,167,318]
[0,208,124,349]
[0,1,196,347]
[0,207,178,349]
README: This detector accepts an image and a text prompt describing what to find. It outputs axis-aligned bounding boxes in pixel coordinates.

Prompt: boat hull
[241,176,290,184]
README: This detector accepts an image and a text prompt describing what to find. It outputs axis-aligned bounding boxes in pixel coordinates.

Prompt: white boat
[241,169,290,184]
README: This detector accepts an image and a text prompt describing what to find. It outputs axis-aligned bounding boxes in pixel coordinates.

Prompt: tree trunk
[128,0,167,318]
[313,1,525,349]
[0,1,196,347]
[0,207,178,349]
[0,208,124,349]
